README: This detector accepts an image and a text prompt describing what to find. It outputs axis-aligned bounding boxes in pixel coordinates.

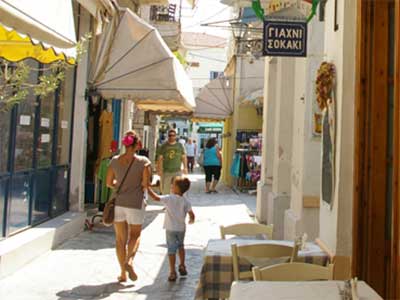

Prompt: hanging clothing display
[232,147,262,192]
[231,152,241,178]
[112,99,121,143]
[97,158,112,205]
[98,110,114,160]
[236,130,260,143]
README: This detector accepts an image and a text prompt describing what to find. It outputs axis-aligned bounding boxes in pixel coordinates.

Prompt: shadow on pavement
[133,248,204,300]
[56,282,135,300]
[57,208,165,251]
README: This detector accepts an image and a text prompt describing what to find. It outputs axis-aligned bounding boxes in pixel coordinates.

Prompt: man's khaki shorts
[161,171,182,195]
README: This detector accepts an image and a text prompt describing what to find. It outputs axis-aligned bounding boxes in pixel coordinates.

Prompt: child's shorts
[166,230,185,255]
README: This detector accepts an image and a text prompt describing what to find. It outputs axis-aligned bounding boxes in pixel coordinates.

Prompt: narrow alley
[1,0,399,298]
[0,174,256,300]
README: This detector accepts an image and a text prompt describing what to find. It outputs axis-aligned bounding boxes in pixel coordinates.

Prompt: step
[0,211,86,279]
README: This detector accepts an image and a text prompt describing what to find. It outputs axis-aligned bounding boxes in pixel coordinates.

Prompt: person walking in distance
[106,131,151,282]
[157,129,188,194]
[203,138,222,193]
[185,138,196,173]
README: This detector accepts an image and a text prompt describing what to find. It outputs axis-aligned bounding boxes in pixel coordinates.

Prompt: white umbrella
[193,76,233,121]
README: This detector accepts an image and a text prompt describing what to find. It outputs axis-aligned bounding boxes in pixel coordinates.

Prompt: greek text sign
[263,20,307,57]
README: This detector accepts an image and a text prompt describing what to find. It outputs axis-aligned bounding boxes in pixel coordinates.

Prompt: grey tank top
[110,154,151,209]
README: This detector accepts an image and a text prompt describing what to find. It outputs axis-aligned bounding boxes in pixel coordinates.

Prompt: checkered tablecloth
[194,239,329,300]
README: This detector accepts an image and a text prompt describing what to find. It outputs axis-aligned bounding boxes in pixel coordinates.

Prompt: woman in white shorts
[106,130,151,282]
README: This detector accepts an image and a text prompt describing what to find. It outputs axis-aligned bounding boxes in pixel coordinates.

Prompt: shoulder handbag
[102,157,135,226]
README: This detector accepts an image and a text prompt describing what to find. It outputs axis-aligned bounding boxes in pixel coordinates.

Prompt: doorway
[353,0,400,298]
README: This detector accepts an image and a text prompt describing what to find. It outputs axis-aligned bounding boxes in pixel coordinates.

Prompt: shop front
[0,0,77,239]
[231,104,263,192]
[0,67,75,238]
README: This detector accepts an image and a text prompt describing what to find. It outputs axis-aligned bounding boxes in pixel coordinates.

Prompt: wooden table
[194,239,329,300]
[229,281,383,300]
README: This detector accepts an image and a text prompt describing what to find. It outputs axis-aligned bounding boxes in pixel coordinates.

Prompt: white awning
[193,77,233,121]
[90,8,195,113]
[0,0,76,49]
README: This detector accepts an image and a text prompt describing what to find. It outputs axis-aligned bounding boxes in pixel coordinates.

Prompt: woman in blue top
[203,138,222,193]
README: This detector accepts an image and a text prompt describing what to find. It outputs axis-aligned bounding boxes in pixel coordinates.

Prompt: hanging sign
[263,19,307,57]
[197,126,223,134]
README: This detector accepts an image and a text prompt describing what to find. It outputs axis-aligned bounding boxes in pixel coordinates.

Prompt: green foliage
[307,0,321,23]
[173,51,188,67]
[251,0,265,21]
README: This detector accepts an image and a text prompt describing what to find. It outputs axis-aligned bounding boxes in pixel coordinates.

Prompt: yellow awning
[0,25,75,64]
[0,0,76,64]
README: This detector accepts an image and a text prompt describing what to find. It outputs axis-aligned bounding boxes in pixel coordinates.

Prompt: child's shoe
[178,265,188,276]
[168,272,177,282]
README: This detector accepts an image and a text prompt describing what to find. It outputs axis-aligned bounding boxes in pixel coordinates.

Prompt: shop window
[14,60,38,171]
[52,167,68,216]
[56,68,74,165]
[31,170,50,225]
[0,110,11,173]
[8,174,30,234]
[0,179,6,237]
[37,77,55,168]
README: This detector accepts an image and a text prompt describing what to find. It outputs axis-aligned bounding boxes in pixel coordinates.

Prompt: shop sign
[198,127,223,134]
[263,19,307,57]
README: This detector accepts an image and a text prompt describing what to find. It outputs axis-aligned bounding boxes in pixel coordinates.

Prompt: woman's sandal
[168,272,177,282]
[178,265,188,276]
[125,263,138,281]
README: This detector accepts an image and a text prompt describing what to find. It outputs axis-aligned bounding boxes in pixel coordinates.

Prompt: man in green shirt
[157,129,188,194]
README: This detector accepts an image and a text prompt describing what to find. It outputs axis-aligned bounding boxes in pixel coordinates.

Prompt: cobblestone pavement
[0,173,256,300]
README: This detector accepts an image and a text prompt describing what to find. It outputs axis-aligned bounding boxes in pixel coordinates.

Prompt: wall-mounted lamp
[86,87,101,104]
[230,21,248,40]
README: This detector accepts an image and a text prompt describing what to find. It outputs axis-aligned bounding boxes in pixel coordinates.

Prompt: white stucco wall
[289,16,325,218]
[69,8,91,213]
[302,18,325,199]
[186,47,228,96]
[290,58,307,215]
[284,16,326,240]
[319,0,357,255]
[263,58,278,181]
[239,58,265,98]
[272,58,295,195]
